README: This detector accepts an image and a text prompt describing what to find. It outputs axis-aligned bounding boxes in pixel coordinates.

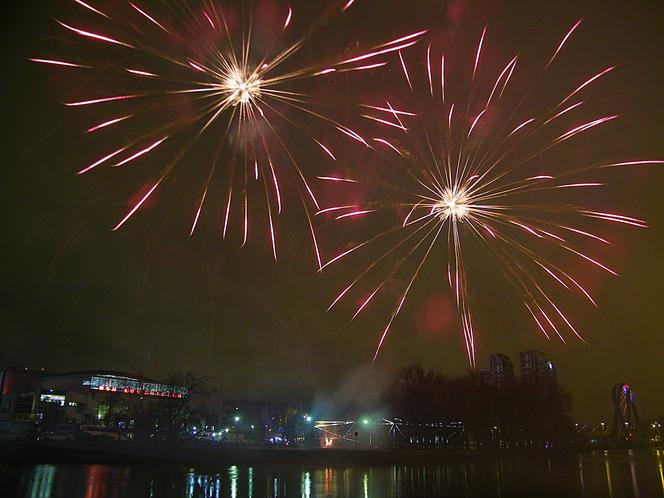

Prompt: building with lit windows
[479,353,515,387]
[519,350,557,392]
[0,368,187,435]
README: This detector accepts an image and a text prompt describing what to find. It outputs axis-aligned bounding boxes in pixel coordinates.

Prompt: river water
[3,450,664,498]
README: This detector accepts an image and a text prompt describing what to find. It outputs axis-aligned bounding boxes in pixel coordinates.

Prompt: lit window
[40,394,65,406]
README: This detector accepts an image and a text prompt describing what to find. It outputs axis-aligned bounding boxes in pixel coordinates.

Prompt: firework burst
[32,0,425,266]
[320,21,662,367]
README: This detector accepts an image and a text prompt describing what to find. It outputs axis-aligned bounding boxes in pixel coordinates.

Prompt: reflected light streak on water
[7,450,664,498]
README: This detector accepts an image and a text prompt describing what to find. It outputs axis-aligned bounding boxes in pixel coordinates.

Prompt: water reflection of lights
[185,470,221,498]
[248,467,254,498]
[16,457,664,498]
[229,465,238,498]
[577,455,586,497]
[604,451,614,498]
[28,465,56,498]
[301,471,311,498]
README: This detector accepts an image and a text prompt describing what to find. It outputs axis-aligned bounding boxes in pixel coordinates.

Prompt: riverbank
[0,440,627,467]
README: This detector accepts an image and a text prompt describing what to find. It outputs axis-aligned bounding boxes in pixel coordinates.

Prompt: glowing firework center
[435,187,470,221]
[224,69,262,106]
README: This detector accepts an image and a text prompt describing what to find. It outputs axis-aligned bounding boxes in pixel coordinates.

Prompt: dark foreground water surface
[3,450,664,498]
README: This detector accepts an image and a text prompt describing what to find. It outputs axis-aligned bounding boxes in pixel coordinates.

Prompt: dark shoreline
[0,441,646,468]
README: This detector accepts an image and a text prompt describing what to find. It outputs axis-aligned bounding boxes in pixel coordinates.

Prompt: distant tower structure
[519,350,557,392]
[612,383,640,436]
[480,354,515,387]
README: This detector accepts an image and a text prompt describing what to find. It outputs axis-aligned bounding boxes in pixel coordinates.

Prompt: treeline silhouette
[384,365,573,448]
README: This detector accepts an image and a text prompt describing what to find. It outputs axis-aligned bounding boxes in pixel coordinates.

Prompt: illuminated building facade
[0,368,187,434]
[519,350,557,392]
[480,353,515,387]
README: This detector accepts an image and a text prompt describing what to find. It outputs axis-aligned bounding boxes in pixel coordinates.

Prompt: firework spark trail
[321,22,661,366]
[32,0,425,266]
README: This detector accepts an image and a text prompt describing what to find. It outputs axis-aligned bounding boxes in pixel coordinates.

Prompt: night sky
[2,0,664,423]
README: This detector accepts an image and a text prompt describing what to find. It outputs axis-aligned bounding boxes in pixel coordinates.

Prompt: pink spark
[86,115,131,133]
[115,137,168,167]
[314,140,336,160]
[548,299,584,342]
[582,211,648,228]
[376,30,428,49]
[29,58,89,68]
[188,61,206,72]
[316,206,358,216]
[402,203,421,227]
[512,221,543,238]
[65,94,137,107]
[600,160,664,169]
[508,118,535,136]
[468,109,487,137]
[338,62,387,72]
[222,191,232,239]
[320,243,367,271]
[538,229,565,242]
[336,125,368,146]
[317,176,357,183]
[373,138,404,156]
[555,182,603,188]
[549,19,583,66]
[557,115,619,142]
[373,293,409,363]
[268,211,277,261]
[362,114,407,131]
[268,160,282,213]
[203,11,216,29]
[242,196,248,247]
[126,68,158,77]
[473,27,487,80]
[526,304,551,340]
[562,66,615,104]
[527,175,554,180]
[342,0,356,11]
[362,104,416,116]
[477,223,497,238]
[73,0,110,19]
[337,39,422,66]
[328,283,355,311]
[315,68,336,76]
[336,210,376,220]
[353,285,383,320]
[129,3,171,33]
[487,56,518,105]
[398,51,413,92]
[283,7,292,30]
[302,179,320,211]
[426,43,433,97]
[113,180,162,231]
[440,55,446,103]
[539,306,566,342]
[560,226,610,245]
[189,189,208,237]
[565,246,618,275]
[57,21,133,48]
[544,101,584,125]
[78,146,128,174]
[538,263,570,290]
